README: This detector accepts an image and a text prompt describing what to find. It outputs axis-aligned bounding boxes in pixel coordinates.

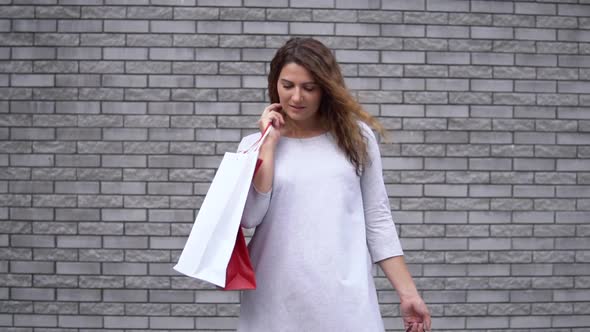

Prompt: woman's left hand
[400,294,431,332]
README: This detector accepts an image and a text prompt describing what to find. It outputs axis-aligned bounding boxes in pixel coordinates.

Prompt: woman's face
[277,62,323,130]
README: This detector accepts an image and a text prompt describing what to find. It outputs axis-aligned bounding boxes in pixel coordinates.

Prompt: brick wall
[1,0,589,331]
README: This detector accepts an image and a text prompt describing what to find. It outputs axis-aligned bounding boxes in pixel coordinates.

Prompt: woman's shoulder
[356,119,377,141]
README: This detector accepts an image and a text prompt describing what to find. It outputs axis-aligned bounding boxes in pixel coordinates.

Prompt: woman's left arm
[378,256,431,332]
[359,121,431,332]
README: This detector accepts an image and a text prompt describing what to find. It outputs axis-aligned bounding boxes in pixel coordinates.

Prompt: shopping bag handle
[240,122,273,154]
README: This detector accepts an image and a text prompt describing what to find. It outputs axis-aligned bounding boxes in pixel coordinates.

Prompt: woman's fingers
[261,104,284,129]
[274,111,285,126]
[262,103,282,115]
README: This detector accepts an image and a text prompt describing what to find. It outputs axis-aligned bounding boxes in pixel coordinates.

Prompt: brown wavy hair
[268,37,384,176]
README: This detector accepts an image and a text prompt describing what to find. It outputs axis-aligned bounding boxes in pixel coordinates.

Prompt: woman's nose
[291,88,302,102]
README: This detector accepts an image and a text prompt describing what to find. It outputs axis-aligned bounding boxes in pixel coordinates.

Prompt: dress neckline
[281,131,329,142]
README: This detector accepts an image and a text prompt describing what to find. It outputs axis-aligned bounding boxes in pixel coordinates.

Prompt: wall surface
[1,0,590,331]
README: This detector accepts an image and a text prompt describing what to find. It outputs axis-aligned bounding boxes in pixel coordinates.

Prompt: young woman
[236,38,431,332]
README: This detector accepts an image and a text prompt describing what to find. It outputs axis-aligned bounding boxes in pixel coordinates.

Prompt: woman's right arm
[240,104,284,228]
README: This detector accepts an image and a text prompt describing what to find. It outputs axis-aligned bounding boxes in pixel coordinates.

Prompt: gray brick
[11,288,54,301]
[472,79,513,92]
[334,0,379,9]
[52,260,97,275]
[125,6,171,19]
[404,12,446,26]
[559,55,590,68]
[80,6,124,18]
[515,3,554,15]
[57,288,101,302]
[513,185,554,198]
[514,80,556,93]
[472,27,512,39]
[515,54,557,67]
[493,14,534,28]
[535,225,575,237]
[125,302,169,315]
[538,93,578,106]
[404,64,448,77]
[539,69,577,83]
[533,277,573,289]
[151,289,193,303]
[102,263,146,275]
[422,184,465,197]
[513,212,555,224]
[448,40,490,53]
[380,0,422,10]
[78,60,122,74]
[471,53,513,66]
[554,263,590,275]
[13,19,57,33]
[105,316,148,328]
[11,128,55,141]
[536,145,576,158]
[80,276,124,290]
[266,8,310,21]
[538,16,577,29]
[146,102,192,115]
[336,23,380,36]
[424,211,467,226]
[102,47,148,61]
[423,0,466,11]
[171,302,220,316]
[426,25,469,38]
[423,293,467,310]
[150,20,194,34]
[382,24,424,37]
[148,316,193,329]
[538,41,577,55]
[195,317,237,329]
[450,66,491,80]
[59,315,102,328]
[466,316,508,329]
[0,300,33,314]
[559,30,590,43]
[102,19,148,33]
[404,38,448,52]
[490,251,531,263]
[511,290,553,303]
[13,314,57,327]
[471,0,514,13]
[494,93,536,105]
[493,40,536,54]
[426,52,469,65]
[491,198,533,211]
[487,302,529,315]
[471,105,512,118]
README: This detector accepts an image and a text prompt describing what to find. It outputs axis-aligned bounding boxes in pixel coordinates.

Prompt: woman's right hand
[258,103,285,147]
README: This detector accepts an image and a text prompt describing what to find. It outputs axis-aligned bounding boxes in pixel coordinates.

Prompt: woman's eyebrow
[279,78,317,85]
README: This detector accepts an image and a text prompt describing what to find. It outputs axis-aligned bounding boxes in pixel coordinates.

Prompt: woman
[236,38,430,332]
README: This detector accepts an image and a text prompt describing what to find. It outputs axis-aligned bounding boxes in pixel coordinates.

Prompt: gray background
[1,0,589,331]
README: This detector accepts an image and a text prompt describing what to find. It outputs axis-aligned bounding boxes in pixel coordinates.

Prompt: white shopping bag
[173,126,271,287]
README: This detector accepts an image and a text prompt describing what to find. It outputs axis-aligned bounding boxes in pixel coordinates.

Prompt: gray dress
[236,122,403,332]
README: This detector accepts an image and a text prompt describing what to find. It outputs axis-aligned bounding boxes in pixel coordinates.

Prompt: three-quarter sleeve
[237,134,272,229]
[359,122,404,263]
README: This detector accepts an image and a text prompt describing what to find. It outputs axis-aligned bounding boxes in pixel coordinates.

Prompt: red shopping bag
[223,158,263,290]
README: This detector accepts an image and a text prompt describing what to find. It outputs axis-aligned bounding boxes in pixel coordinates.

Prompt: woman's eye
[304,87,315,92]
[282,85,293,89]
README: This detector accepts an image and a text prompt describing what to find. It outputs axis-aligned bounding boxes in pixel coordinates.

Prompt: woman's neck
[284,119,326,138]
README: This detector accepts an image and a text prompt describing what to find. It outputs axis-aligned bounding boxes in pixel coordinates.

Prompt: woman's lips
[289,105,305,111]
